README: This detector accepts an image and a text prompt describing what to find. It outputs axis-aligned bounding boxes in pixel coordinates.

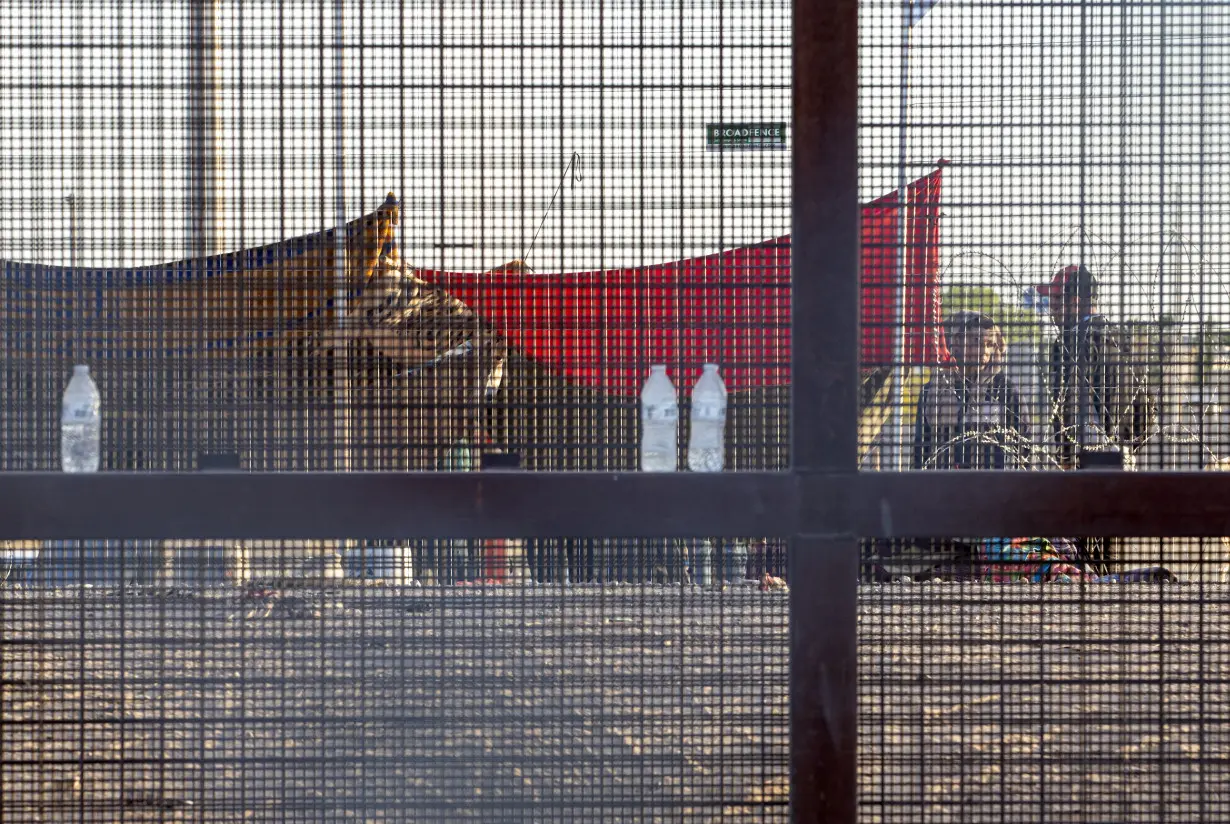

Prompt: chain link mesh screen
[859,1,1230,819]
[0,0,791,475]
[1,536,789,820]
[0,0,792,820]
[859,0,1229,474]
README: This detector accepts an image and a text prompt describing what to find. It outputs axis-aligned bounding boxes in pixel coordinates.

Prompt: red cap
[1036,264,1098,299]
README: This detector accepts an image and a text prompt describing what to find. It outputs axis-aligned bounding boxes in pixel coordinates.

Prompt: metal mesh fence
[854,1,1230,821]
[859,536,1230,822]
[12,0,1230,820]
[0,0,792,476]
[859,0,1230,473]
[0,536,789,822]
[0,0,794,820]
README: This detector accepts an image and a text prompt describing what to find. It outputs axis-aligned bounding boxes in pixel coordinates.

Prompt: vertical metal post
[333,0,350,473]
[71,8,85,364]
[187,0,224,257]
[884,20,914,471]
[790,0,859,821]
[67,195,78,274]
[180,0,224,587]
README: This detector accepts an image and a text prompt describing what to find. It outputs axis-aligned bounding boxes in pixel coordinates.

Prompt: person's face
[1048,295,1065,327]
[950,328,991,372]
[1049,289,1093,328]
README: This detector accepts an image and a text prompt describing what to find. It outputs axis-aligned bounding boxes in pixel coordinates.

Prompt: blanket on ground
[863,537,1176,583]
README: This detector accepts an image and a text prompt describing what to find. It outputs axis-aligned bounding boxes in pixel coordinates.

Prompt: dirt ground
[859,582,1230,823]
[1,585,790,824]
[3,583,1228,823]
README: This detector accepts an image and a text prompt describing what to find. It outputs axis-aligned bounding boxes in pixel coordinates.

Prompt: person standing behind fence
[1036,264,1152,469]
[861,312,1028,582]
[912,311,1031,470]
[1036,264,1154,575]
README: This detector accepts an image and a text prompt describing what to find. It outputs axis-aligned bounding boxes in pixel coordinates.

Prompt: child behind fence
[912,310,1031,471]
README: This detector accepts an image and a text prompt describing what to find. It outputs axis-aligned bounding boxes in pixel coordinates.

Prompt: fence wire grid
[860,0,1230,474]
[855,0,1230,821]
[0,536,789,822]
[0,0,794,821]
[860,538,1230,823]
[0,0,791,475]
[3,0,1230,822]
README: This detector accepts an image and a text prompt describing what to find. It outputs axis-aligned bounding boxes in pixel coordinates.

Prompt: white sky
[0,0,1225,325]
[0,0,790,275]
[863,0,1230,325]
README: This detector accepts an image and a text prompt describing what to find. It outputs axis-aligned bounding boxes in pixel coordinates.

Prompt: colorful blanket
[862,537,1176,583]
[979,537,1087,583]
[979,537,1175,584]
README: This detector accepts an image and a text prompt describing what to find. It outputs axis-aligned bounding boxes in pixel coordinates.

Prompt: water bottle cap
[73,364,89,375]
[649,364,667,375]
[703,363,720,373]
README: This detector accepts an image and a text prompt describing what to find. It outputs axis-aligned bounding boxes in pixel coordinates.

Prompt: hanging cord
[520,152,582,267]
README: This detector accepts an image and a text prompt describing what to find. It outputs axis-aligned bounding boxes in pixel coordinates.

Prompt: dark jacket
[1047,315,1151,464]
[912,369,1030,470]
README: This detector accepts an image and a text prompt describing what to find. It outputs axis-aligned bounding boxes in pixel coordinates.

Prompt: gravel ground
[1,585,790,824]
[5,583,1230,823]
[860,582,1230,823]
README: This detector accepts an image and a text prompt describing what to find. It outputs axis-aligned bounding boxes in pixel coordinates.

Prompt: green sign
[705,122,788,151]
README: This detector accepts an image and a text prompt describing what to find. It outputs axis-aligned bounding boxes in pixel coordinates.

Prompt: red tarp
[419,169,948,394]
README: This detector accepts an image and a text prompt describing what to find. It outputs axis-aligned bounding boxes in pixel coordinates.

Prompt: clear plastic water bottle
[693,540,713,588]
[61,365,101,473]
[640,365,678,472]
[727,540,749,584]
[688,363,728,472]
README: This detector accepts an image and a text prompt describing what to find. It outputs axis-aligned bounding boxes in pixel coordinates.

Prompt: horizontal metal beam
[826,471,1230,538]
[0,472,799,540]
[3,470,1228,540]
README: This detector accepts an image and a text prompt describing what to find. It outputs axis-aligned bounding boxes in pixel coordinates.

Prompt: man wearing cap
[1038,264,1153,573]
[1037,264,1151,468]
